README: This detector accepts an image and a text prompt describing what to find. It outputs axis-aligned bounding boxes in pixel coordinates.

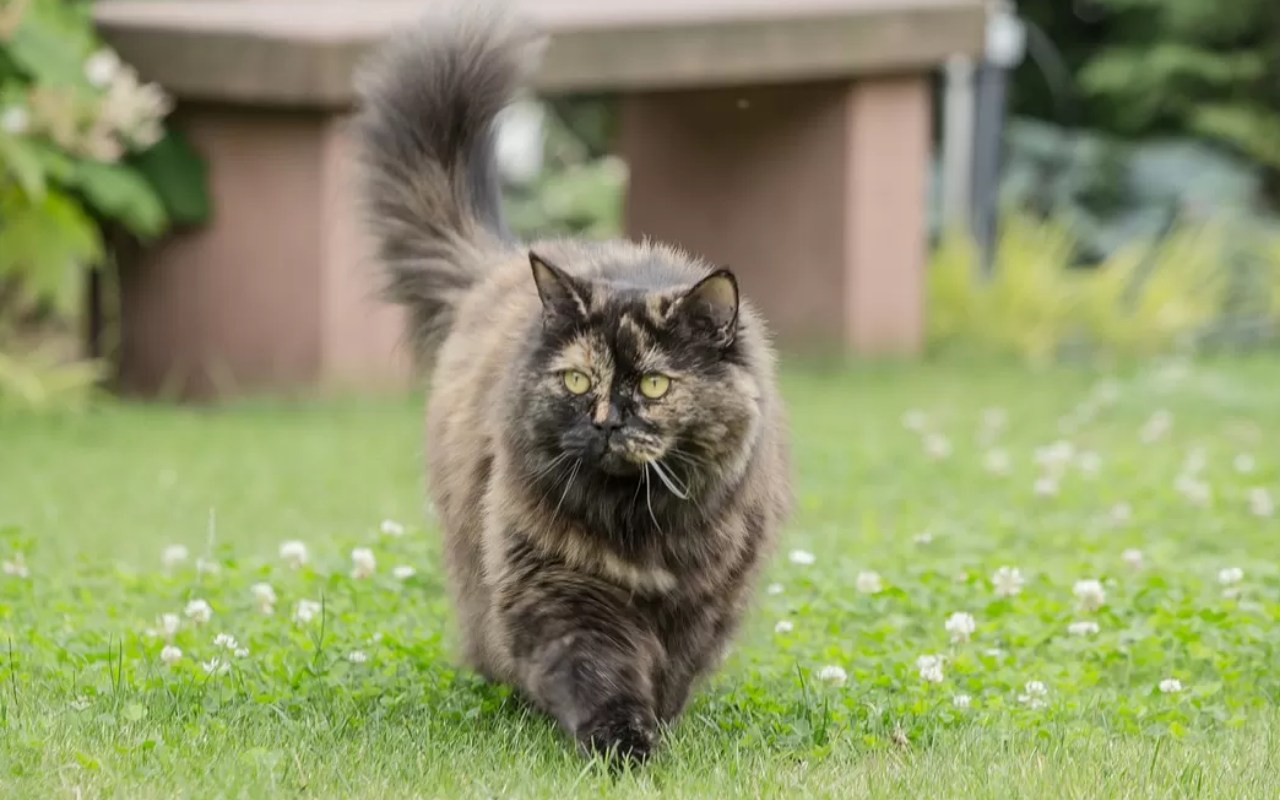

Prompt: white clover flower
[766,582,784,595]
[160,645,182,666]
[233,647,250,659]
[1019,680,1048,709]
[1140,410,1172,443]
[380,519,406,537]
[788,549,815,566]
[0,105,29,135]
[1175,476,1212,507]
[981,407,1008,433]
[1109,502,1133,525]
[923,433,952,461]
[392,565,417,580]
[901,409,928,432]
[158,612,180,639]
[1035,440,1075,474]
[351,547,377,579]
[1158,678,1183,694]
[84,49,122,88]
[213,633,238,651]
[251,582,277,614]
[1,553,29,578]
[952,693,972,709]
[984,647,1006,659]
[1247,487,1274,518]
[1122,548,1144,570]
[815,665,847,686]
[1033,476,1059,498]
[195,557,221,576]
[855,570,882,595]
[201,657,229,676]
[347,650,368,665]
[279,540,308,569]
[913,530,934,545]
[1091,379,1121,406]
[184,598,212,624]
[916,654,945,683]
[1073,579,1106,611]
[161,544,189,569]
[1234,453,1256,474]
[945,612,976,643]
[1218,567,1244,586]
[1077,451,1102,478]
[774,619,794,634]
[983,448,1011,476]
[1068,620,1100,636]
[992,566,1024,598]
[293,599,322,624]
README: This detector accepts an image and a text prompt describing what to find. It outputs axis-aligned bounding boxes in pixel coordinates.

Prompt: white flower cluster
[6,48,172,163]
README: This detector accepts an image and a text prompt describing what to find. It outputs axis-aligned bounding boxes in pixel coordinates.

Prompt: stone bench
[95,0,985,399]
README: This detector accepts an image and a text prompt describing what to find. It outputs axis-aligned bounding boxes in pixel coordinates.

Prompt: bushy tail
[354,2,544,361]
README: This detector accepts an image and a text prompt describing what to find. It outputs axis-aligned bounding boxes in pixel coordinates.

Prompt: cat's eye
[562,370,592,395]
[639,373,671,400]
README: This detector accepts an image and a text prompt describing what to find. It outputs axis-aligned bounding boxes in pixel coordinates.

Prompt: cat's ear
[529,252,589,321]
[673,269,739,346]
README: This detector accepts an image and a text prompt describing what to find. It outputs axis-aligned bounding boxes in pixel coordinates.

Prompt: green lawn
[2,358,1279,798]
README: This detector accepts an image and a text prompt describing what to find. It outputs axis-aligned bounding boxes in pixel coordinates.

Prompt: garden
[3,358,1280,796]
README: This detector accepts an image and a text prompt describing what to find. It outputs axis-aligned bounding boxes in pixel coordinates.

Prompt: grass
[1,357,1279,798]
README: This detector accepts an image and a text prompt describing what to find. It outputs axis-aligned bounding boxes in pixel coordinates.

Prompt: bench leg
[117,107,407,400]
[620,77,930,354]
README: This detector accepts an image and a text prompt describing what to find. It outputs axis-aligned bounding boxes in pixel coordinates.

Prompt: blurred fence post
[970,1,1025,277]
[941,54,976,234]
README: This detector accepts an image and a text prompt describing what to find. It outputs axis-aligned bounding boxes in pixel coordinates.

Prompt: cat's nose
[592,404,623,434]
[593,416,623,435]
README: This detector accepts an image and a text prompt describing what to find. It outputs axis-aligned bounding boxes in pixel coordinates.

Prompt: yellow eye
[562,370,592,395]
[639,373,671,399]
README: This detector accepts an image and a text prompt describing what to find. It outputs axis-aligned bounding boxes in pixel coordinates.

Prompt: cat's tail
[354,2,544,362]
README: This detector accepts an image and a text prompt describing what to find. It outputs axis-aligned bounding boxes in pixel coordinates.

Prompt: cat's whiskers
[649,459,691,500]
[666,446,711,470]
[642,463,664,534]
[531,453,576,512]
[553,458,583,518]
[531,452,571,481]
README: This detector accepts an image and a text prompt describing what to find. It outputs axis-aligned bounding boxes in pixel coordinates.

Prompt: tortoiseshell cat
[355,1,790,763]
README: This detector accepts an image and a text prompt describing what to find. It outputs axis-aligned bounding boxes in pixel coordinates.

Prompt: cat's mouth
[595,439,666,477]
[597,449,643,476]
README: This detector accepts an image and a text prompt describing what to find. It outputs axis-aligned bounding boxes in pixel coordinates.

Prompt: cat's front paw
[576,697,658,765]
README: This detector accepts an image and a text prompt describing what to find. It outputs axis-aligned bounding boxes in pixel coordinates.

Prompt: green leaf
[129,131,211,226]
[0,134,47,198]
[7,6,93,86]
[0,187,103,313]
[71,160,168,238]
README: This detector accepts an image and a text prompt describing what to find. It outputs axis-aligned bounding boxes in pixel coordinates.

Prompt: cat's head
[511,251,763,515]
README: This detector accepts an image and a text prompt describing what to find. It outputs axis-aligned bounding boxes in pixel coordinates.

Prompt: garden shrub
[928,216,1280,363]
[0,0,208,409]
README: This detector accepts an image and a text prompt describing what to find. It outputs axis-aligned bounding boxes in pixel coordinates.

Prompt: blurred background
[2,0,1280,409]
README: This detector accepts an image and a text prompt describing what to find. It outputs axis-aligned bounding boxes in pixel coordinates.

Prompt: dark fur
[355,1,790,764]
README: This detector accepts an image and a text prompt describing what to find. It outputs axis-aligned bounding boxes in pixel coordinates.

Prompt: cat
[354,1,790,764]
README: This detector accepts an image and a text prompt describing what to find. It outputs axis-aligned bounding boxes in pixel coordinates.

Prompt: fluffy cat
[355,1,790,763]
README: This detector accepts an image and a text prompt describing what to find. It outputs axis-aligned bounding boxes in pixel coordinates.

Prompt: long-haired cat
[355,1,790,763]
